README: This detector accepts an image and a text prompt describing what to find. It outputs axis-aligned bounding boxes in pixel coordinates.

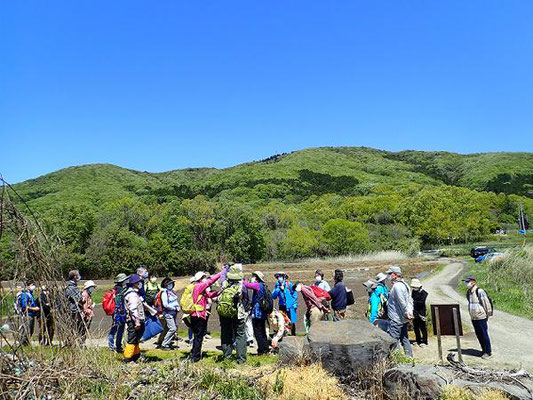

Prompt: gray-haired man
[386,265,413,356]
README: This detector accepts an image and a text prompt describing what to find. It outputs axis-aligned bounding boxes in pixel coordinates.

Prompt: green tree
[322,218,371,255]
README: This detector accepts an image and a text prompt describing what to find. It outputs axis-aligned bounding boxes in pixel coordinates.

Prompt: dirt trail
[414,261,533,370]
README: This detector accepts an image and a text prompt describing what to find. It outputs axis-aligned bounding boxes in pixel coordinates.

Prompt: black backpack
[258,283,274,314]
[466,287,494,317]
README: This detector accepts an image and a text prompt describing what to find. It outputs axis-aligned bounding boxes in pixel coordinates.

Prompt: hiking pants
[472,318,492,356]
[39,316,54,346]
[108,317,125,351]
[220,315,247,363]
[124,320,145,362]
[388,320,413,357]
[160,312,178,348]
[252,318,269,354]
[413,317,428,345]
[20,315,36,345]
[190,316,208,362]
[308,307,325,325]
[245,314,254,342]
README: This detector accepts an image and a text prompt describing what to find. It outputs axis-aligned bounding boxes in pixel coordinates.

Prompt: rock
[384,365,533,400]
[455,379,533,400]
[383,365,449,400]
[307,319,396,375]
[278,336,309,365]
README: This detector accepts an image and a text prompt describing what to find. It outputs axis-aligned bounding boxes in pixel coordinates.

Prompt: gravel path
[413,261,533,370]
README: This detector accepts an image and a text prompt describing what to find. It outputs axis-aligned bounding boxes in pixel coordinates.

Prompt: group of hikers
[14,262,493,363]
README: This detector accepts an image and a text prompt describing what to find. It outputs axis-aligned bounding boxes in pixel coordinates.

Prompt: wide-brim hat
[83,280,97,290]
[411,278,422,288]
[362,279,377,290]
[253,271,265,283]
[128,274,142,285]
[193,271,207,282]
[114,273,129,284]
[161,277,174,287]
[376,272,387,283]
[227,264,243,281]
[274,271,287,279]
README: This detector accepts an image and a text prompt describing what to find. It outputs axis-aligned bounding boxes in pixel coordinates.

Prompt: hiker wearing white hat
[374,272,390,308]
[363,279,383,325]
[411,278,428,347]
[386,266,414,356]
[81,280,98,343]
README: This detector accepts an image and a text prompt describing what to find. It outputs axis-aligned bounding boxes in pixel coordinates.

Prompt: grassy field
[460,245,533,319]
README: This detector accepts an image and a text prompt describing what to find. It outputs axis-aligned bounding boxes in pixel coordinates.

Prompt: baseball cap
[386,265,402,274]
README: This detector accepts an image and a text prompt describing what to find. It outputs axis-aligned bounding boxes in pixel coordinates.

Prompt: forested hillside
[2,147,532,279]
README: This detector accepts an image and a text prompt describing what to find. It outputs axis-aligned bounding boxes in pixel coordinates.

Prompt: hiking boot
[419,343,428,348]
[481,353,492,360]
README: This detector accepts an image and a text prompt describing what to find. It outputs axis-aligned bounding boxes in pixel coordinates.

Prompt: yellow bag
[180,283,204,314]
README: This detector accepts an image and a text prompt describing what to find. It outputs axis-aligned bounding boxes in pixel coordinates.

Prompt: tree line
[1,183,531,279]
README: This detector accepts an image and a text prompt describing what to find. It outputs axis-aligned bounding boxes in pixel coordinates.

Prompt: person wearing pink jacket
[190,270,222,362]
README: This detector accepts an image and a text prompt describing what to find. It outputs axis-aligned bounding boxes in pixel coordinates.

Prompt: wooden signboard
[431,304,463,336]
[430,304,463,363]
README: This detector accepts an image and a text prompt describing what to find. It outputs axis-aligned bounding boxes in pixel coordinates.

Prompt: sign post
[434,306,443,364]
[452,307,463,363]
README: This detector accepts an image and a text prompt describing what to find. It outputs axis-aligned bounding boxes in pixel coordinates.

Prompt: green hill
[11,147,533,211]
[2,147,532,279]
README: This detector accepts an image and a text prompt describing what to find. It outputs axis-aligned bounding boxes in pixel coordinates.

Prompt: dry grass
[301,251,408,264]
[260,363,345,400]
[440,385,508,400]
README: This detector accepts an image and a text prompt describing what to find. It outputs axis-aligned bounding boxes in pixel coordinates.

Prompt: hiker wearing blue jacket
[18,280,40,345]
[272,271,298,335]
[375,272,390,299]
[363,280,381,324]
[250,271,270,355]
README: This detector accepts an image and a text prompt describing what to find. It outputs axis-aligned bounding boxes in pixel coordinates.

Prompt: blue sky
[1,1,533,183]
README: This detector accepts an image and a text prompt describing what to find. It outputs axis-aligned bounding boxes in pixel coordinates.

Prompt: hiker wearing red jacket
[293,282,329,328]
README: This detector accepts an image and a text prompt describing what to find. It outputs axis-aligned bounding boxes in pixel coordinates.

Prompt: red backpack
[153,290,164,315]
[311,285,331,301]
[102,289,116,316]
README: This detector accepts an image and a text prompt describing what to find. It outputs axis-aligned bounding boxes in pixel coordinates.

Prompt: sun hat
[161,277,174,287]
[376,272,387,282]
[253,271,265,283]
[189,276,196,283]
[114,273,129,284]
[128,274,142,285]
[193,271,207,282]
[362,279,377,290]
[386,265,402,275]
[227,264,244,281]
[410,278,422,288]
[274,271,287,278]
[83,280,97,290]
